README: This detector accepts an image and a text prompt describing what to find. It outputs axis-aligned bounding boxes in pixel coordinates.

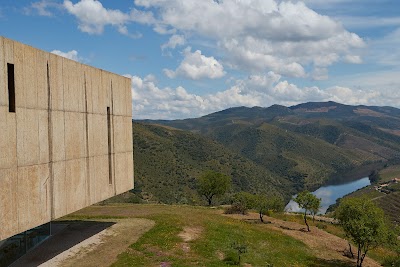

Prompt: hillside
[133,122,292,204]
[141,102,400,194]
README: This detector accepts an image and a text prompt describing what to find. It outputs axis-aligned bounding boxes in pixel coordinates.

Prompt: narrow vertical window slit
[107,107,112,184]
[7,63,15,113]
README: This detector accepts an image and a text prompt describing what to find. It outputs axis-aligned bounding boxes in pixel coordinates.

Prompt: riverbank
[286,177,371,214]
[327,162,384,186]
[327,164,400,225]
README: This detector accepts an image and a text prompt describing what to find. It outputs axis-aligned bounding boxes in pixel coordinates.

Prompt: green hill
[134,102,400,205]
[133,122,292,204]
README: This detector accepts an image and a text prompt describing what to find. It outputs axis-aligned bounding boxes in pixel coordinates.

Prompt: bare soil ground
[223,211,381,267]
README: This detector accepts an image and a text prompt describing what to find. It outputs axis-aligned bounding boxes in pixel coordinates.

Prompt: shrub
[224,203,248,215]
[316,223,327,230]
[223,251,240,265]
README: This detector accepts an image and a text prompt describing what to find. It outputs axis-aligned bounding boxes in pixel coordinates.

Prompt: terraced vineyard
[375,191,400,225]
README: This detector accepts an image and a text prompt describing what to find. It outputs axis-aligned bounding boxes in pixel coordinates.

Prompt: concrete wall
[0,37,134,240]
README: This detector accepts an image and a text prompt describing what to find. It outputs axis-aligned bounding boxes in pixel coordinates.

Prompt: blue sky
[1,0,400,119]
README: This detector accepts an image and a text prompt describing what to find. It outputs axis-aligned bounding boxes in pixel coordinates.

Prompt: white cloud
[344,55,362,64]
[133,0,365,78]
[161,34,185,50]
[312,68,329,81]
[64,0,129,34]
[24,0,61,17]
[164,47,225,80]
[337,16,400,29]
[51,49,80,61]
[130,72,399,120]
[368,27,400,67]
[63,0,154,36]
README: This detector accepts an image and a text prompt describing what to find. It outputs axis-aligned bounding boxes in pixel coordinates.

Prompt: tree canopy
[293,191,321,232]
[335,197,391,267]
[253,195,284,222]
[197,171,231,206]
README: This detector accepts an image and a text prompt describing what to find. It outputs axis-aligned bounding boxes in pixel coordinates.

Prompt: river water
[285,177,371,214]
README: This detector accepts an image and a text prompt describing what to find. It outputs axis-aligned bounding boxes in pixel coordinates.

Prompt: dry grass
[224,211,381,267]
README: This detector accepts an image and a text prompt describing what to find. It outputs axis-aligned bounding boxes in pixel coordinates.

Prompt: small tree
[293,191,321,232]
[253,195,284,223]
[197,171,231,206]
[310,197,321,223]
[335,197,390,267]
[368,170,381,184]
[231,192,255,215]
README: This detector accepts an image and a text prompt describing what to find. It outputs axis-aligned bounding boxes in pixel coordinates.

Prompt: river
[285,177,371,214]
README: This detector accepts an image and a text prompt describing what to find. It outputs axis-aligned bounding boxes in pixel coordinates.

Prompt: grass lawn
[110,205,316,266]
[63,204,398,266]
[67,204,362,267]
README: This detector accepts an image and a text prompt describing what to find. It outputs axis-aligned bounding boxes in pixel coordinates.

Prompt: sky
[1,0,400,119]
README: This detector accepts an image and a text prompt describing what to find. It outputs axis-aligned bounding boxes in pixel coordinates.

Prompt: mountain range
[133,101,400,204]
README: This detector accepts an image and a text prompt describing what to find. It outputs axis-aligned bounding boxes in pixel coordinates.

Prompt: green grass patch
[131,214,183,251]
[193,219,315,266]
[110,205,326,266]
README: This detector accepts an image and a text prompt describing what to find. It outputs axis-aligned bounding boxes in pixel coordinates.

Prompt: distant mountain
[134,102,400,204]
[133,122,292,204]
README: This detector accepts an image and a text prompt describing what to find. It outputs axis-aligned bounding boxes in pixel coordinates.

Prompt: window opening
[107,107,112,184]
[7,63,15,113]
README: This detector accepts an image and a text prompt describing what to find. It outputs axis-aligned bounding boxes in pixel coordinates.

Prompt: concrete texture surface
[0,36,133,240]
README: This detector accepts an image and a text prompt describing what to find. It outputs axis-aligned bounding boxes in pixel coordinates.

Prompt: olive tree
[231,192,255,215]
[335,197,390,267]
[293,191,321,232]
[253,195,284,223]
[197,171,231,206]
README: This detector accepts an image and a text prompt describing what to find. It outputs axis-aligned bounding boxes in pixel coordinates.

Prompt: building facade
[0,37,134,241]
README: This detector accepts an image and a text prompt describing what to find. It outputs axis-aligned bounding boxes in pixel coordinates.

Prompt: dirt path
[224,212,381,267]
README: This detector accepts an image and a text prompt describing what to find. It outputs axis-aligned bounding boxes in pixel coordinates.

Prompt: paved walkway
[11,221,114,267]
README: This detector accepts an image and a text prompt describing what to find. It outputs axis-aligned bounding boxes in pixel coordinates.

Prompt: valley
[133,102,400,218]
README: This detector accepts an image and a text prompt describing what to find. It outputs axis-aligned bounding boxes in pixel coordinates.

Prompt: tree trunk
[208,197,212,206]
[304,211,310,232]
[348,242,354,259]
[357,244,361,267]
[359,250,367,267]
[259,211,264,223]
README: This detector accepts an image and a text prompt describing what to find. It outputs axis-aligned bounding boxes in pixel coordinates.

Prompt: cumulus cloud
[134,0,365,77]
[51,49,80,61]
[63,0,154,36]
[312,68,329,80]
[161,34,185,50]
[163,47,226,80]
[62,0,365,77]
[130,72,397,120]
[344,55,362,64]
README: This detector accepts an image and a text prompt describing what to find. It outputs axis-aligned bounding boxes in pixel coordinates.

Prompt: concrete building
[0,37,134,243]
